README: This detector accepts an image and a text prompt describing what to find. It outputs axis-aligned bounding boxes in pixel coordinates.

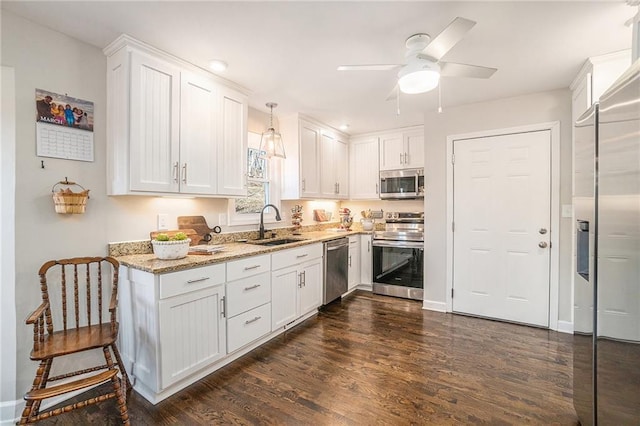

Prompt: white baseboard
[0,398,21,425]
[556,320,574,334]
[422,299,447,312]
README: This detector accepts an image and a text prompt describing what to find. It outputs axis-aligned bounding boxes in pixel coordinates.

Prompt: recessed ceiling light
[339,124,349,131]
[209,59,228,72]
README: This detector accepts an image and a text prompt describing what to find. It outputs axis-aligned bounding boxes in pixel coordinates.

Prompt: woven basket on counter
[52,179,90,214]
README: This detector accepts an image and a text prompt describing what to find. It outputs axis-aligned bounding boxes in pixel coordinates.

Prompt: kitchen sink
[247,238,306,246]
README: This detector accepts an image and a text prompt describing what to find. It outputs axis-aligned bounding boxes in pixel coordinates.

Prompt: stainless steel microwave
[379,168,424,199]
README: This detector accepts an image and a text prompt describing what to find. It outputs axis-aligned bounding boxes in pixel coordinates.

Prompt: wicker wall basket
[52,179,90,214]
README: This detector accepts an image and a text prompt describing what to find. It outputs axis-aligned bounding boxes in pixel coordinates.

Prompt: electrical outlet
[157,214,169,230]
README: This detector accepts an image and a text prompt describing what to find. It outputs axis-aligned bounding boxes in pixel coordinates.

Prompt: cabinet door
[158,285,226,389]
[334,137,349,199]
[404,130,424,168]
[179,71,218,195]
[349,137,379,199]
[320,132,337,197]
[348,238,361,291]
[218,87,248,196]
[298,259,322,316]
[360,234,373,285]
[299,121,321,197]
[130,51,180,192]
[379,133,404,171]
[271,265,299,330]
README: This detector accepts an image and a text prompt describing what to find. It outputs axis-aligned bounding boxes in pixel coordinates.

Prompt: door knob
[538,241,548,248]
[539,228,547,235]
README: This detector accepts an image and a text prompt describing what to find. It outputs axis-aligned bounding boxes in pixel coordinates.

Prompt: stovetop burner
[374,211,424,242]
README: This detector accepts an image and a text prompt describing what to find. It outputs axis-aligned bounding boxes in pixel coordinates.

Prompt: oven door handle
[372,240,424,249]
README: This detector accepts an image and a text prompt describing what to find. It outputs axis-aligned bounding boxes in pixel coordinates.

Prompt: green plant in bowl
[173,232,188,241]
[155,233,170,241]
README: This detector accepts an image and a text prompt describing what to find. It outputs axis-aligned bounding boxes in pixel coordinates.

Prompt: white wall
[423,89,573,323]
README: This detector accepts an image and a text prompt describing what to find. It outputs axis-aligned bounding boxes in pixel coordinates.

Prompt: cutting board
[149,229,199,246]
[178,216,220,244]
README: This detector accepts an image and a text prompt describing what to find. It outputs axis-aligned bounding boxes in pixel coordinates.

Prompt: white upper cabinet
[349,136,379,200]
[320,132,349,199]
[570,50,631,119]
[104,35,248,197]
[217,87,248,196]
[280,115,348,200]
[379,126,424,171]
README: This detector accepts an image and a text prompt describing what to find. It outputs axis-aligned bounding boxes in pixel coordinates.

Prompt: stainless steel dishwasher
[323,238,349,304]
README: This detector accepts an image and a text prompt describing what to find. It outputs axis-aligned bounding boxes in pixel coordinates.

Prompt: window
[228,132,281,225]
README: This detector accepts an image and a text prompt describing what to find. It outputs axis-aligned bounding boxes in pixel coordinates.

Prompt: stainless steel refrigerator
[573,59,640,425]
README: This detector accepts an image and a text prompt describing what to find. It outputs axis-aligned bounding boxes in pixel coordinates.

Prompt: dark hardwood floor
[37,291,578,425]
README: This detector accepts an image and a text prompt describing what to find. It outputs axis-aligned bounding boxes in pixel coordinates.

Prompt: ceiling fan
[337,17,497,98]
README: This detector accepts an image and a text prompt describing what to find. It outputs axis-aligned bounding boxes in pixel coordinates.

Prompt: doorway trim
[445,121,560,331]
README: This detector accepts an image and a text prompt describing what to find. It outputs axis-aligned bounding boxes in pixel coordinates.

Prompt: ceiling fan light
[398,70,440,94]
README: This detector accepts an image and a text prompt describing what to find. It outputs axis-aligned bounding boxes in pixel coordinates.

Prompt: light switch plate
[562,204,573,218]
[157,213,169,230]
[218,213,227,226]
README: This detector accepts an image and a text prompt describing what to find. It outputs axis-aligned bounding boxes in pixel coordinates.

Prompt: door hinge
[451,288,454,298]
[451,153,455,164]
[452,222,455,232]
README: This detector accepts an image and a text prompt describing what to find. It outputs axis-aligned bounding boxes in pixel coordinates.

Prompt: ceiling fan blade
[337,64,402,71]
[421,17,476,60]
[439,62,497,79]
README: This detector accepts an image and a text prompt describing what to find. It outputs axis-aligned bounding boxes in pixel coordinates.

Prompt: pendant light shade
[259,102,286,159]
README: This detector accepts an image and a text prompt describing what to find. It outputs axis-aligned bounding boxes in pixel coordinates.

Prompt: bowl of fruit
[151,232,191,260]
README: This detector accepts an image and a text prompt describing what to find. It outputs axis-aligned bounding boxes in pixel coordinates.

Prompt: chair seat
[25,369,117,401]
[30,323,119,360]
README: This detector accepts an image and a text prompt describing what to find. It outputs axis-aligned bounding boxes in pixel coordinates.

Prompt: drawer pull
[245,316,261,325]
[244,284,261,291]
[186,277,210,284]
[296,254,308,259]
[243,264,261,271]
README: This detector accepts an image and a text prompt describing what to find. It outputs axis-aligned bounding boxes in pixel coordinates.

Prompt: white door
[453,130,551,327]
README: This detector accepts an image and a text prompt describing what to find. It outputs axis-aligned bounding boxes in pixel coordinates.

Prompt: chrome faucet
[258,204,281,239]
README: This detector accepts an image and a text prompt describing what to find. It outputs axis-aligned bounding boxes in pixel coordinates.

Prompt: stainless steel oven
[379,168,424,200]
[372,212,424,300]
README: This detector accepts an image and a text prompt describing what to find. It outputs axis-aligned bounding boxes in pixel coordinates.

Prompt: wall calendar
[35,88,94,162]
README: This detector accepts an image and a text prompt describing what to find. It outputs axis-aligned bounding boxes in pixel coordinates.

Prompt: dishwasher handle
[325,238,349,251]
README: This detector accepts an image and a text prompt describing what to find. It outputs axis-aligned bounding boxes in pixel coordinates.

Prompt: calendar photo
[35,88,94,132]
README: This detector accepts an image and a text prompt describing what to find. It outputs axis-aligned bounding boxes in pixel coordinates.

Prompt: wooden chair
[19,257,131,424]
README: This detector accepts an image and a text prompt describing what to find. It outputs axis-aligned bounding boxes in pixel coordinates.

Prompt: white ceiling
[2,1,635,135]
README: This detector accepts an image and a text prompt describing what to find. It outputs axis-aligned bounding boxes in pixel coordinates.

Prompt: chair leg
[110,343,131,395]
[111,371,131,425]
[19,358,52,424]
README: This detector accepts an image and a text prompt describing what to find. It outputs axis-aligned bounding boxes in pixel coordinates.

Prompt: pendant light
[259,102,286,159]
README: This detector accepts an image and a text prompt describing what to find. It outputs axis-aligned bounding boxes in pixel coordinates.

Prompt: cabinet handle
[298,272,302,288]
[182,163,187,184]
[404,152,408,164]
[244,284,261,291]
[302,178,306,191]
[400,153,403,164]
[337,182,340,194]
[296,254,308,259]
[376,183,379,194]
[173,162,179,183]
[243,264,261,271]
[221,296,226,318]
[368,241,371,252]
[302,270,306,287]
[348,255,352,267]
[245,316,261,325]
[186,277,210,284]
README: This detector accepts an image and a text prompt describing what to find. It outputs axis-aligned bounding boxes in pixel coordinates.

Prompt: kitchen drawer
[159,263,225,299]
[226,271,271,317]
[227,254,270,282]
[271,243,323,271]
[227,303,271,353]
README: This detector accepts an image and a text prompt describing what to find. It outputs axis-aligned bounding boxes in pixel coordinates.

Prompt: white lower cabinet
[227,303,271,353]
[348,236,361,291]
[271,243,323,330]
[360,234,373,286]
[158,285,226,388]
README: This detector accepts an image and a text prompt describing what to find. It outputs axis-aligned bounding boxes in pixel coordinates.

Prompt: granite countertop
[114,230,369,274]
